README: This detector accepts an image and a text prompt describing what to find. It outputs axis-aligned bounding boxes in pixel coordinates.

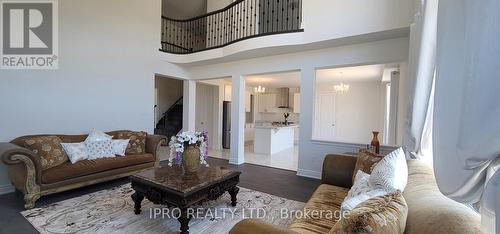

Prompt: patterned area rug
[21,184,304,234]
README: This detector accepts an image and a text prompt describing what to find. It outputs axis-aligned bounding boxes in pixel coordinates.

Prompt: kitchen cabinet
[293,93,301,113]
[245,91,251,112]
[224,85,232,101]
[257,94,277,113]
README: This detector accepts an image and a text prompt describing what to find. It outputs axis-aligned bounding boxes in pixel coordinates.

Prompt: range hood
[277,88,290,108]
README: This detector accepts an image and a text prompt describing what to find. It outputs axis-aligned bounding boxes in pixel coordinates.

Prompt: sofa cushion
[22,136,69,170]
[352,149,383,183]
[41,154,154,184]
[111,131,147,155]
[329,191,408,234]
[289,184,349,234]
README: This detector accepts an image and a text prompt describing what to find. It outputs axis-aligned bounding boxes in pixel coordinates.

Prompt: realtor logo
[1,0,58,69]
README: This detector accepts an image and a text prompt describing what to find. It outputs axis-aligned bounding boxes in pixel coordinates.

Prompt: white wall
[155,76,183,124]
[207,0,232,12]
[314,82,384,144]
[302,0,414,43]
[0,0,189,192]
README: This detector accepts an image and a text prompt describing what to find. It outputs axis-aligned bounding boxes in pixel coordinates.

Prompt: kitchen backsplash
[255,108,300,124]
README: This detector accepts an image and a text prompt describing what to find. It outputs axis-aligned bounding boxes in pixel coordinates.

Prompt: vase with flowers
[168,131,209,173]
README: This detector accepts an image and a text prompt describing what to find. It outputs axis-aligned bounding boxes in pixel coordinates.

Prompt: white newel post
[230,74,245,165]
[183,80,196,132]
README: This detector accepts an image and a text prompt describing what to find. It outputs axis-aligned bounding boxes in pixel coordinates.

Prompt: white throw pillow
[341,170,388,212]
[369,147,408,192]
[112,139,129,156]
[61,142,89,163]
[85,130,113,143]
[85,140,115,160]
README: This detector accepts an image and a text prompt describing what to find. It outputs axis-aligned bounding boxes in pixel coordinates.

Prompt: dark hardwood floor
[0,157,320,234]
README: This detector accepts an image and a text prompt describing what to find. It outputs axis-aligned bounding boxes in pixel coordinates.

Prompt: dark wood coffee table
[130,165,241,234]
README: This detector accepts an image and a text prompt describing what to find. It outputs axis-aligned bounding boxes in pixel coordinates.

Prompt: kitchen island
[254,124,298,155]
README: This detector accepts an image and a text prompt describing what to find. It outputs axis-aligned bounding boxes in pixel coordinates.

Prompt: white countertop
[254,124,299,129]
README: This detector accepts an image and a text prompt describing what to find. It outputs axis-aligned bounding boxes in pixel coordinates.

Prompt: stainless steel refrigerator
[222,101,231,149]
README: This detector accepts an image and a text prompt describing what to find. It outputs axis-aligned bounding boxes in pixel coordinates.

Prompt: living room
[0,0,498,233]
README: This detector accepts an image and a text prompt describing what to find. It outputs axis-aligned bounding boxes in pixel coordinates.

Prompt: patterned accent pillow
[112,139,130,156]
[369,147,408,192]
[113,131,147,155]
[23,136,69,170]
[61,142,89,163]
[341,170,388,212]
[85,140,116,160]
[330,192,408,234]
[352,149,384,183]
[84,130,113,142]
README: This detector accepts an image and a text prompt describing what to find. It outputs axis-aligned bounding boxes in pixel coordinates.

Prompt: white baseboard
[0,184,14,195]
[296,169,321,179]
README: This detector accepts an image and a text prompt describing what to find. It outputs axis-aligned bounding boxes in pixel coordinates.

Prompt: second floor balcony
[161,0,303,54]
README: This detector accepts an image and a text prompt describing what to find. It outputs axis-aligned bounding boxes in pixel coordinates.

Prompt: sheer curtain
[403,0,438,160]
[434,0,500,232]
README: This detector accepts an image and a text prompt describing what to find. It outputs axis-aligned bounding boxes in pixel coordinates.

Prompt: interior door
[315,92,336,140]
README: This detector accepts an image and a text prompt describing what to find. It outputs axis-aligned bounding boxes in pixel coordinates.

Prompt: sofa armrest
[230,219,297,234]
[321,154,357,189]
[146,134,166,165]
[0,142,42,199]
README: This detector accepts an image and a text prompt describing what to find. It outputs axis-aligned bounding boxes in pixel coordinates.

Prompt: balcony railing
[161,0,303,54]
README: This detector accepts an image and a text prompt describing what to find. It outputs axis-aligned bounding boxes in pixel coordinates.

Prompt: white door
[315,92,336,140]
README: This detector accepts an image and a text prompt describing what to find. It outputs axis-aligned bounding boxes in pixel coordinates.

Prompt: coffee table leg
[228,186,239,207]
[178,207,192,234]
[131,192,144,215]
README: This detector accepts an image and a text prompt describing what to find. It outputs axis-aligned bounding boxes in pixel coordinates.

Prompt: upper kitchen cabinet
[257,94,277,113]
[224,85,232,101]
[293,93,301,113]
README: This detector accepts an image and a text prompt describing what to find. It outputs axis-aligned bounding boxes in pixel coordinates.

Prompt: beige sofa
[230,154,483,234]
[1,130,166,209]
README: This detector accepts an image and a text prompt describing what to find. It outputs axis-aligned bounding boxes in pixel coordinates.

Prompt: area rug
[21,184,304,234]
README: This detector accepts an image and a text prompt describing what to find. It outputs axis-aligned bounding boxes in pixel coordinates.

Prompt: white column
[183,80,196,132]
[230,75,245,165]
[298,66,315,173]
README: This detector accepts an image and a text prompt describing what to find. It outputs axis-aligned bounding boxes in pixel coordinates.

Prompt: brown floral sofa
[230,154,483,234]
[0,130,166,209]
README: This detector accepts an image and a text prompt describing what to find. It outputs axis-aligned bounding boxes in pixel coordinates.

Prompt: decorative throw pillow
[369,147,408,192]
[61,142,89,163]
[85,130,113,143]
[112,139,130,156]
[341,170,388,212]
[23,136,69,170]
[85,140,116,160]
[330,192,408,234]
[113,131,147,155]
[352,149,384,183]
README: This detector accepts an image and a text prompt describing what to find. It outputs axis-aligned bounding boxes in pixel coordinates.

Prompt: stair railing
[160,0,303,54]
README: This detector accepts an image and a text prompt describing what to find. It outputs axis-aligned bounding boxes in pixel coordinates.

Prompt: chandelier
[254,85,266,94]
[334,83,350,94]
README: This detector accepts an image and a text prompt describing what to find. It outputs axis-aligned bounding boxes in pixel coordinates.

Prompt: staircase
[155,97,183,143]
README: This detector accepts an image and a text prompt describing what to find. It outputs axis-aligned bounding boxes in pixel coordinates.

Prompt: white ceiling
[244,64,392,88]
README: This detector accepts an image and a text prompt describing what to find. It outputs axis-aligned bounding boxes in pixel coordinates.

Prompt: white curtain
[403,0,438,159]
[434,0,500,232]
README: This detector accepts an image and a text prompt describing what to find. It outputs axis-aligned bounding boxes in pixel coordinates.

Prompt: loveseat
[230,154,483,234]
[0,130,166,209]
